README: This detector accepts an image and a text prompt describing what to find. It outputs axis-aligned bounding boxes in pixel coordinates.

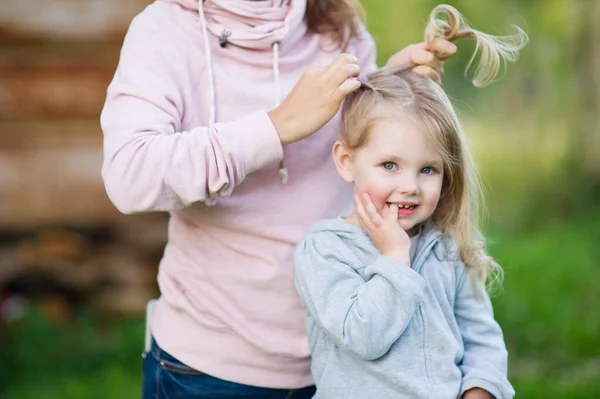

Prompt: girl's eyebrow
[378,154,404,162]
[378,154,442,167]
[424,159,443,167]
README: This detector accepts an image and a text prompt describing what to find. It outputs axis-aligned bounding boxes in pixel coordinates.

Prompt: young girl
[100,0,458,397]
[293,5,527,399]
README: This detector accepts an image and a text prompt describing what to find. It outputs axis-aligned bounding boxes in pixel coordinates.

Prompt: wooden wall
[0,1,166,319]
[0,0,153,228]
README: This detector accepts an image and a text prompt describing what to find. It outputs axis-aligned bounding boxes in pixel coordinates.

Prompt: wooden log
[0,0,149,44]
[0,119,99,148]
[0,42,122,121]
[0,65,114,120]
[112,214,169,254]
[0,43,121,69]
[0,120,122,228]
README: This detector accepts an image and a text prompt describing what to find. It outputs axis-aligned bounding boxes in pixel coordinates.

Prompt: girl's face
[335,113,444,236]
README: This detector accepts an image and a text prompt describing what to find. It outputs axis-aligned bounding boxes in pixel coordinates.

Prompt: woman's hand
[268,53,361,146]
[385,38,457,83]
[354,193,411,265]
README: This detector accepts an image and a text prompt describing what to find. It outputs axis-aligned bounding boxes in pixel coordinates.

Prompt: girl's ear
[332,140,354,183]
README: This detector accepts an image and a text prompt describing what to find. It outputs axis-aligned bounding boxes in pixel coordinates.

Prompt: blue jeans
[142,338,316,399]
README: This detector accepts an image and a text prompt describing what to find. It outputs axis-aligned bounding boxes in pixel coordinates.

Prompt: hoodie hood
[308,218,442,244]
[307,218,445,265]
[162,0,307,51]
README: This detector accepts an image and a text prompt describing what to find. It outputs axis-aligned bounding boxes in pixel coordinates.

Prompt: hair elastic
[356,74,369,85]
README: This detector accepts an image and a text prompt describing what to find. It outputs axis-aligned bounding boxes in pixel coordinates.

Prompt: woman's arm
[101,16,360,214]
[101,17,284,213]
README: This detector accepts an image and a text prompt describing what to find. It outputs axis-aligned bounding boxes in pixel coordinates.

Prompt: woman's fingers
[427,38,457,60]
[332,78,361,103]
[325,53,360,87]
[412,65,442,84]
[408,45,444,83]
[322,53,361,113]
[269,53,361,146]
[410,47,440,68]
[408,40,457,83]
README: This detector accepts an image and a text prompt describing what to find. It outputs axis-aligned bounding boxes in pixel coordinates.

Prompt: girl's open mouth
[394,204,418,217]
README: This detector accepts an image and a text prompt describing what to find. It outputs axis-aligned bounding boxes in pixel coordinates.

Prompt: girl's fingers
[362,193,382,225]
[355,194,376,230]
[380,203,390,218]
[387,204,399,221]
[354,195,370,228]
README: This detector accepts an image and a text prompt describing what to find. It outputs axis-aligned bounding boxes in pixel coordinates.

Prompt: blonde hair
[340,5,528,293]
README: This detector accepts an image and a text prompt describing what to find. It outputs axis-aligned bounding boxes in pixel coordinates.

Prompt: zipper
[411,234,440,273]
[418,305,431,380]
[411,234,440,388]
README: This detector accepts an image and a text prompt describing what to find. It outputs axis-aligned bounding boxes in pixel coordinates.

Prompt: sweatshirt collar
[163,0,307,52]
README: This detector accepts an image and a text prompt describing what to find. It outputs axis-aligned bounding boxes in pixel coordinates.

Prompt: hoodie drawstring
[197,1,216,130]
[197,2,289,185]
[272,41,289,184]
[272,41,281,107]
[197,1,218,206]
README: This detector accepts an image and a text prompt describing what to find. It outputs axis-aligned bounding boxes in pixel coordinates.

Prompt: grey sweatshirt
[293,218,514,399]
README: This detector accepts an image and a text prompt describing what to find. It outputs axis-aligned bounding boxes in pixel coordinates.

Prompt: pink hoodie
[101,0,376,388]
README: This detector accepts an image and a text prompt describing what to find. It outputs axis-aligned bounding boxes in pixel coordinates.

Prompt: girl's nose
[398,174,420,196]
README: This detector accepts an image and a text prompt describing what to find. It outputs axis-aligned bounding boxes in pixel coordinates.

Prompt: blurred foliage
[0,310,144,399]
[1,0,598,398]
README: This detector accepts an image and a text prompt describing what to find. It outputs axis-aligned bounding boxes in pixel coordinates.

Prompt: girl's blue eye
[421,167,434,175]
[382,162,397,171]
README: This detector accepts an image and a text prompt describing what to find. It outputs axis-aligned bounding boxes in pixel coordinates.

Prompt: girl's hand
[268,53,361,146]
[354,193,411,265]
[462,388,494,399]
[385,38,457,84]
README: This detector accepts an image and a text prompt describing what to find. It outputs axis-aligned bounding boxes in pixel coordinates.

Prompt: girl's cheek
[426,179,443,204]
[360,186,389,212]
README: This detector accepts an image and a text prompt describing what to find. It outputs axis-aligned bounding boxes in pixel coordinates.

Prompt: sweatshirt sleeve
[100,15,283,214]
[293,232,426,361]
[454,265,515,399]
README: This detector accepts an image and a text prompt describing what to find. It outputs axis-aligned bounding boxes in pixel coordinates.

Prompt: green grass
[488,210,600,398]
[0,312,145,399]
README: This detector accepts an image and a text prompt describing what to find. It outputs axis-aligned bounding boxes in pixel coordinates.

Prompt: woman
[100,0,456,397]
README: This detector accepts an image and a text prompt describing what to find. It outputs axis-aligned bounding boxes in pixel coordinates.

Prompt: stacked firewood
[0,214,167,323]
[0,0,166,323]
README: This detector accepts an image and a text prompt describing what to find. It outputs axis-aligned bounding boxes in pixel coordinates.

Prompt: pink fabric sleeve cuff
[231,110,284,175]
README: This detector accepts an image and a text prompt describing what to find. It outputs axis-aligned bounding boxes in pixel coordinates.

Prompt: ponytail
[424,4,528,87]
